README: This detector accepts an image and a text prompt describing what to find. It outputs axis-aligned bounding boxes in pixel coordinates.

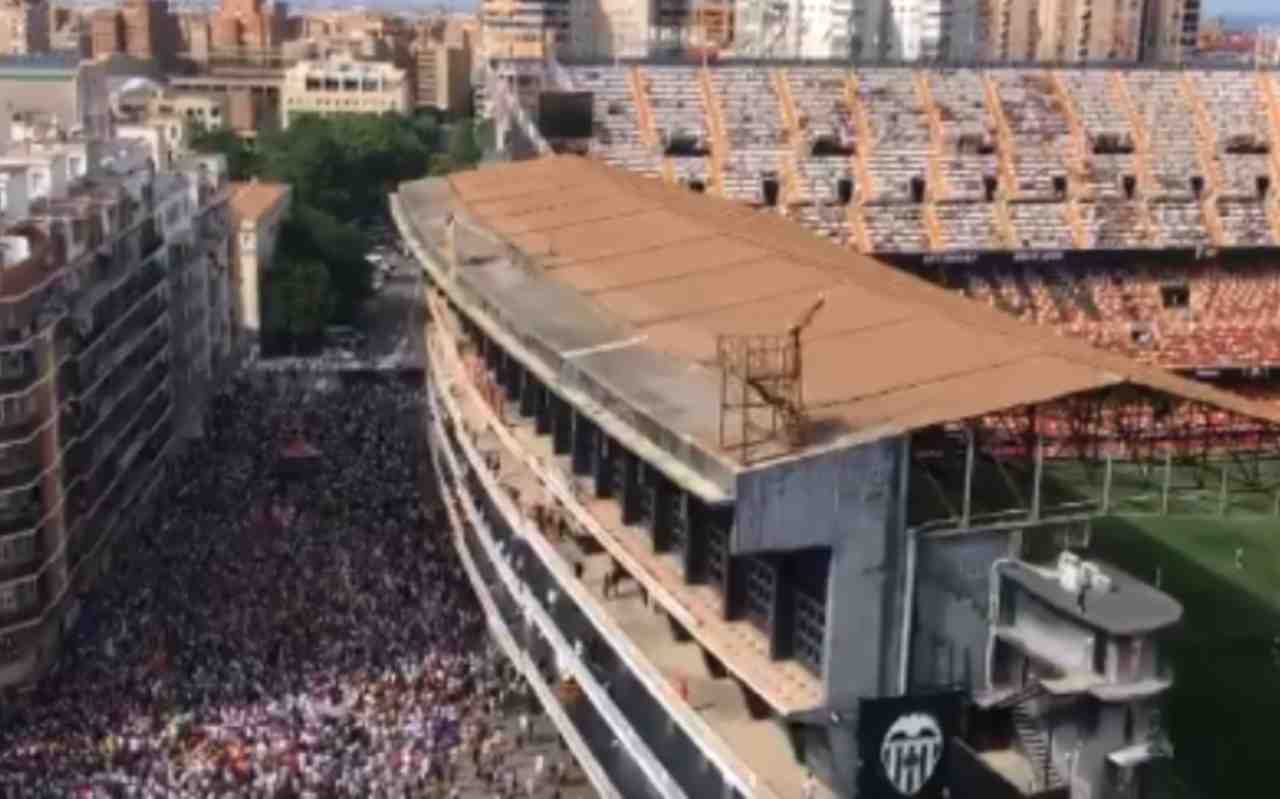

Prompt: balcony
[0,570,55,629]
[0,416,37,447]
[0,529,41,580]
[0,504,39,536]
[139,222,165,264]
[0,460,40,494]
[69,403,172,568]
[0,351,36,395]
[76,304,168,400]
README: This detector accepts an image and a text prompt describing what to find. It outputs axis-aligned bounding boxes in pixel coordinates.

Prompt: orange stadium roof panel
[434,156,1280,457]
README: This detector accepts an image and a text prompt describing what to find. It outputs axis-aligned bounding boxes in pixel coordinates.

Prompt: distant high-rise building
[90,9,123,58]
[478,0,565,60]
[1141,0,1200,63]
[1031,0,1144,62]
[0,0,50,56]
[982,0,1196,65]
[88,0,176,64]
[730,0,985,61]
[175,12,211,62]
[410,22,471,114]
[211,0,285,53]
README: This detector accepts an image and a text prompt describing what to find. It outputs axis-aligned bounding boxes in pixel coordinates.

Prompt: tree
[277,205,372,324]
[189,126,259,181]
[258,116,352,220]
[264,257,335,352]
[447,120,484,169]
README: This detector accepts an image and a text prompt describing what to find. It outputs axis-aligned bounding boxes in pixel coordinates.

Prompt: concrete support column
[516,366,536,418]
[771,556,795,660]
[673,489,693,580]
[570,410,593,476]
[685,496,706,584]
[592,433,613,499]
[551,395,571,455]
[617,450,640,525]
[498,350,518,402]
[649,476,672,553]
[534,385,551,435]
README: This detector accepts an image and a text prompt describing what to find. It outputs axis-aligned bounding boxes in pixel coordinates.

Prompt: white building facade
[731,0,985,61]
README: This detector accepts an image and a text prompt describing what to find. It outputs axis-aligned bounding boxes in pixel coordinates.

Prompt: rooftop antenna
[716,293,825,463]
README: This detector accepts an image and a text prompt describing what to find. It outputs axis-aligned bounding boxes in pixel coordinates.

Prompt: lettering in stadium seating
[922,253,980,265]
[1012,251,1065,263]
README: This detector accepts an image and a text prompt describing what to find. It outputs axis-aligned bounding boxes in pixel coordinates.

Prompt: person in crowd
[0,375,583,798]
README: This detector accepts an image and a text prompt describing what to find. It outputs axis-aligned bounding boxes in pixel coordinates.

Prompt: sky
[1207,0,1280,20]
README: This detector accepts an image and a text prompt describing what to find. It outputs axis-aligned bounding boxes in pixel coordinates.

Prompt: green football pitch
[1089,515,1280,798]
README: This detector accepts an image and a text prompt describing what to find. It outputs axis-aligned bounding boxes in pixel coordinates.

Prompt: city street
[352,244,426,367]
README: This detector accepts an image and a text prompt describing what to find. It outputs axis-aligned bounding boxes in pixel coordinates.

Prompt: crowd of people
[0,374,584,798]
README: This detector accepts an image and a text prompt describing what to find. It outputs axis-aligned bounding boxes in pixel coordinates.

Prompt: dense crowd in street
[0,374,579,798]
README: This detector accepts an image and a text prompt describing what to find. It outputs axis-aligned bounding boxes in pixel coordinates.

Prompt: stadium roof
[437,156,1280,462]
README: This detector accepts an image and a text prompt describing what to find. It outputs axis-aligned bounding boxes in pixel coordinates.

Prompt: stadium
[393,123,1280,799]
[508,62,1280,388]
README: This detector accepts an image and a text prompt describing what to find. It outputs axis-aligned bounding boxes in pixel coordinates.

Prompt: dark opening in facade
[761,177,779,206]
[910,176,927,204]
[837,177,853,205]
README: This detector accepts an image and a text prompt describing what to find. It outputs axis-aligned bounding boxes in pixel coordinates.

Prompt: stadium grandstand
[513,62,1280,383]
[393,155,1280,799]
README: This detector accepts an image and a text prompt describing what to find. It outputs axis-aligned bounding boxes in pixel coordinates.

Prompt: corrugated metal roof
[445,156,1280,452]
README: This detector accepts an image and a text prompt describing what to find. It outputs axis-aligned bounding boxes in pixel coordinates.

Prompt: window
[0,580,31,613]
[0,535,33,566]
[0,396,29,424]
[0,490,25,516]
[0,351,26,379]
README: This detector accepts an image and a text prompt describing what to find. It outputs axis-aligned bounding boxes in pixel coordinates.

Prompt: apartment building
[89,0,177,64]
[211,0,286,53]
[0,0,49,56]
[116,115,186,171]
[227,179,289,356]
[0,108,232,690]
[49,7,89,57]
[984,0,1200,64]
[479,0,566,60]
[176,11,212,62]
[1141,0,1200,63]
[0,54,110,138]
[280,56,409,128]
[1032,0,1145,62]
[146,90,227,133]
[725,0,985,61]
[411,29,472,114]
